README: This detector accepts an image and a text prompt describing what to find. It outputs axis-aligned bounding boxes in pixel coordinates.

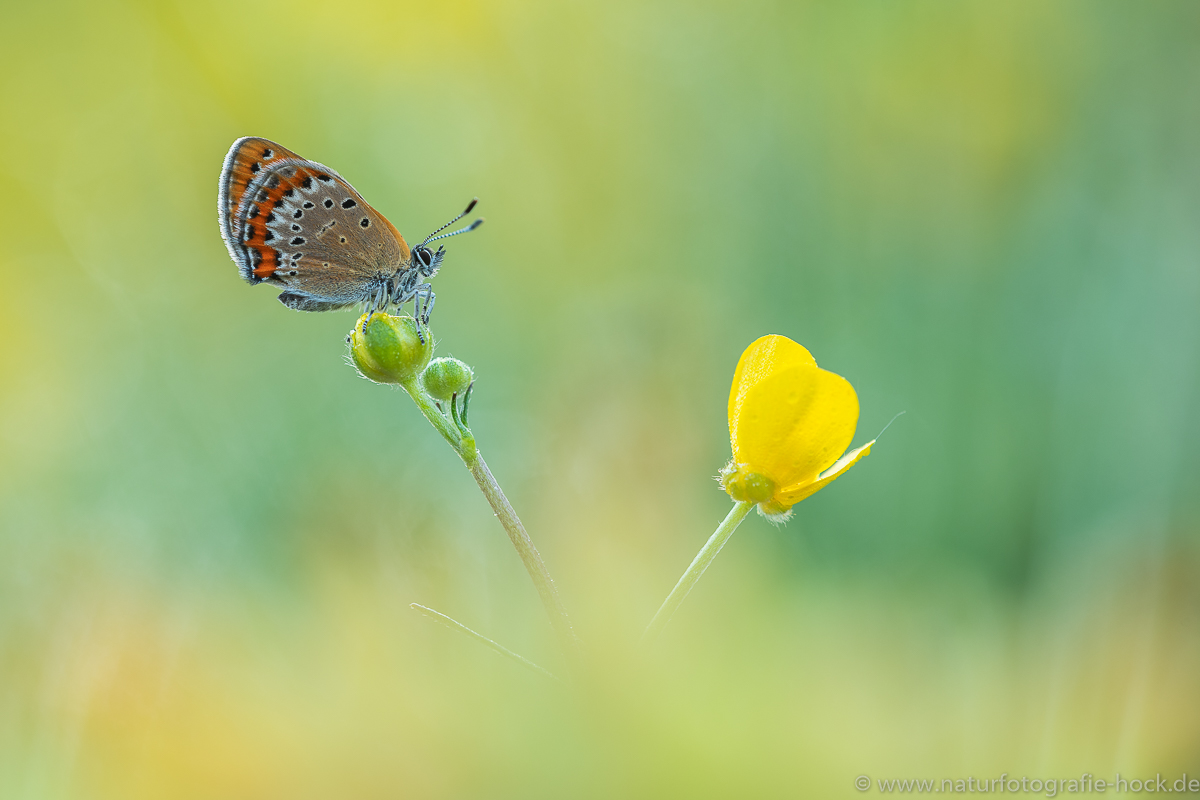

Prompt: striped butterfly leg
[414,284,436,326]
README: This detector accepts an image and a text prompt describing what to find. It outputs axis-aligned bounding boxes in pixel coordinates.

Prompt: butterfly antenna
[421,198,481,246]
[424,217,484,245]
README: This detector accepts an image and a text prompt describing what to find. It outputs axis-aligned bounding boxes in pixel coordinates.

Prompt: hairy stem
[403,379,472,460]
[468,454,581,660]
[402,378,578,662]
[643,500,754,643]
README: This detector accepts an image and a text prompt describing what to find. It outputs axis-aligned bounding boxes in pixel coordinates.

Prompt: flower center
[720,463,776,504]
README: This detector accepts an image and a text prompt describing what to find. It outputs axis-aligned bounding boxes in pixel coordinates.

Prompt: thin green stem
[643,500,755,643]
[401,378,578,662]
[403,379,473,461]
[468,454,581,660]
[410,603,561,682]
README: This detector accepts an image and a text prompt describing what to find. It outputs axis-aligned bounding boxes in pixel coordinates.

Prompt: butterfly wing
[218,138,412,297]
[219,137,303,280]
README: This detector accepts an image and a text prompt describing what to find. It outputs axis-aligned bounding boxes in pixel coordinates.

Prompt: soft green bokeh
[2,1,1198,797]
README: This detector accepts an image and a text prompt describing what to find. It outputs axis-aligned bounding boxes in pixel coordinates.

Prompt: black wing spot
[284,189,295,198]
[250,162,261,173]
[262,148,274,159]
[291,224,302,232]
[291,237,305,245]
[292,253,303,260]
[265,212,276,223]
[360,218,370,228]
[339,236,347,243]
[303,201,314,209]
[264,231,275,242]
[316,173,333,183]
[301,177,313,190]
[323,198,334,208]
[247,205,259,219]
[242,225,255,242]
[293,209,303,219]
[341,198,357,209]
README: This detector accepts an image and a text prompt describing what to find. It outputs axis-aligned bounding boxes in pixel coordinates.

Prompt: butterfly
[217,137,481,323]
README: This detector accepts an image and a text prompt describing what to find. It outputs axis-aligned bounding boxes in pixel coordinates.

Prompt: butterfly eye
[416,248,433,268]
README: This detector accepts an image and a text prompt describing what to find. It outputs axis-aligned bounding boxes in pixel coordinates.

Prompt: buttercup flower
[720,335,873,520]
[646,334,882,640]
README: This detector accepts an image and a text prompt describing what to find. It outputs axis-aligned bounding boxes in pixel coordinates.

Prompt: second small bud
[421,357,474,402]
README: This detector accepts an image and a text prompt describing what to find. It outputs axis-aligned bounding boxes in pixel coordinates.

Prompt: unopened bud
[421,357,474,401]
[349,313,433,385]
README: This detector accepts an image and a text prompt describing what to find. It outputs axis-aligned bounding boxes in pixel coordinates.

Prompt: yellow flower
[720,335,874,520]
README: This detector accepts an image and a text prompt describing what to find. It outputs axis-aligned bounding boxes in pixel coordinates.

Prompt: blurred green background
[2,1,1198,797]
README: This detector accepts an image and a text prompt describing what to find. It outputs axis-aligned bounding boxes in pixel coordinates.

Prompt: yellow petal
[728,336,859,488]
[729,336,816,423]
[775,440,873,507]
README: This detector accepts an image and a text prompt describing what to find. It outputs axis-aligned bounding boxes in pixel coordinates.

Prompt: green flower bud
[421,357,474,402]
[349,312,433,385]
[719,461,776,504]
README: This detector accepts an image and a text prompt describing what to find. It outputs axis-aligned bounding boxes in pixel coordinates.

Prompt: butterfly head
[411,244,445,277]
[412,198,484,276]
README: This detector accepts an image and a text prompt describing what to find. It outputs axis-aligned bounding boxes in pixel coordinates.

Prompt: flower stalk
[398,374,578,656]
[642,500,754,643]
[644,334,877,641]
[350,313,579,663]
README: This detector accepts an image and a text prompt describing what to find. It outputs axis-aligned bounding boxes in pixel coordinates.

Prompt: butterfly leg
[361,285,388,333]
[386,286,426,344]
[414,284,436,326]
[361,300,373,334]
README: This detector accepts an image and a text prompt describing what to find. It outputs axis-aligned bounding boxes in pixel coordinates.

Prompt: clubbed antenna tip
[421,198,484,246]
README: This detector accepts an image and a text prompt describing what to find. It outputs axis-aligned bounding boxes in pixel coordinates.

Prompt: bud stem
[468,454,582,661]
[642,500,755,643]
[401,378,476,462]
[399,378,579,663]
